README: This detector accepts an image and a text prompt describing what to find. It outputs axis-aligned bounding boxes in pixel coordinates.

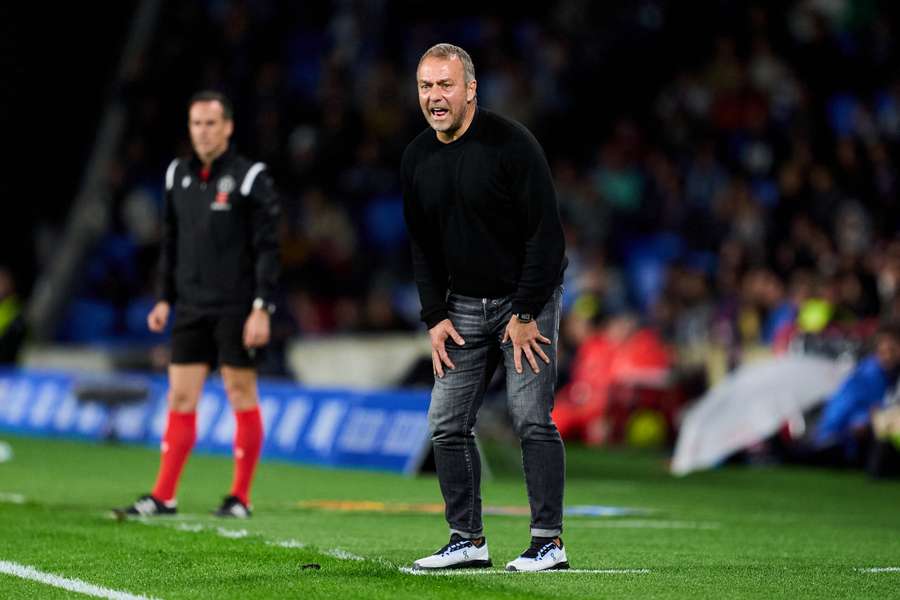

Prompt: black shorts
[170,307,257,368]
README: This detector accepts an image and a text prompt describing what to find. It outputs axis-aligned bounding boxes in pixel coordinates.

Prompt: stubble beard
[426,102,469,137]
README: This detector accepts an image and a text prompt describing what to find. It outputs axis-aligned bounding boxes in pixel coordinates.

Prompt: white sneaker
[505,538,569,572]
[412,534,492,570]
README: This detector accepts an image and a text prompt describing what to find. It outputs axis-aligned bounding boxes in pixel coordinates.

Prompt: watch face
[517,313,533,322]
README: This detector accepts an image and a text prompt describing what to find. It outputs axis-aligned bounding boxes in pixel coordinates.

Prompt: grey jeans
[428,286,565,539]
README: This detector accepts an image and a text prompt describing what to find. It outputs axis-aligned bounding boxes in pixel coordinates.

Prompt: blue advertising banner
[0,369,432,475]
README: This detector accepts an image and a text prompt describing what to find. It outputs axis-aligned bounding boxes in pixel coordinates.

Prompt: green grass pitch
[0,435,899,599]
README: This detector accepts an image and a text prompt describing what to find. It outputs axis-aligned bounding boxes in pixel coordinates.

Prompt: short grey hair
[418,43,476,83]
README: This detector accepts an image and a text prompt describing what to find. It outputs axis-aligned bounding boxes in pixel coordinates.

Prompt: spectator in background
[812,322,900,459]
[0,268,25,364]
[552,312,673,446]
[869,394,900,478]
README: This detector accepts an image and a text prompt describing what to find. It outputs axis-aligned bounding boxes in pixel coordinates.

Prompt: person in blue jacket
[813,322,900,459]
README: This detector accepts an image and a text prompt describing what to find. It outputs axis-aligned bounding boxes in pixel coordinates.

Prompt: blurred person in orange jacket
[552,312,673,445]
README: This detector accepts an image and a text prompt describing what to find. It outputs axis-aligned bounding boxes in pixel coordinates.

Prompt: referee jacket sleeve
[246,168,281,307]
[157,160,178,304]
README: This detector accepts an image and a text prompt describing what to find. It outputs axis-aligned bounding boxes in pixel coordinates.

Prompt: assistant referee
[116,90,280,519]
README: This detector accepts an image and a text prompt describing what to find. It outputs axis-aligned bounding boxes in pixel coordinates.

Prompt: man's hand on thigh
[502,317,551,374]
[429,319,466,378]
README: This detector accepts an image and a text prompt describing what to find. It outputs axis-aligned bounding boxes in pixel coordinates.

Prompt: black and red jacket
[157,147,280,313]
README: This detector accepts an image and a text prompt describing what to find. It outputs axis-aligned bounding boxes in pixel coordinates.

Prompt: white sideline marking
[0,560,161,600]
[135,519,372,564]
[130,518,655,575]
[858,567,900,573]
[324,548,365,561]
[216,528,249,539]
[576,519,720,530]
[0,492,25,504]
[268,539,307,549]
[399,567,650,576]
[130,518,651,576]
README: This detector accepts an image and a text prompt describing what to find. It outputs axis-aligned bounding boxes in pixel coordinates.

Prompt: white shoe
[413,534,492,570]
[505,538,569,572]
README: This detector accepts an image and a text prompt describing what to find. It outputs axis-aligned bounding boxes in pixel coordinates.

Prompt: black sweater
[402,107,567,328]
[158,148,281,313]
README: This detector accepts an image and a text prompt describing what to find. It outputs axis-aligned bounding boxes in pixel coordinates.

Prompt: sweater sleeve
[401,147,449,328]
[508,131,566,317]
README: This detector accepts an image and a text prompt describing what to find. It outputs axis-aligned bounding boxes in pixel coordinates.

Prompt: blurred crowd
[42,1,900,384]
[557,1,900,373]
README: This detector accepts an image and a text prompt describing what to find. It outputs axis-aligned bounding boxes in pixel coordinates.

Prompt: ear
[466,79,477,103]
[224,119,235,137]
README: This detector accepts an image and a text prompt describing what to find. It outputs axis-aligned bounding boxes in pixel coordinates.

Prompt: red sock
[151,411,196,502]
[230,406,263,505]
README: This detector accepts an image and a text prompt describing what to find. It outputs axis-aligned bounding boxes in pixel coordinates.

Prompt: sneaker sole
[506,561,570,572]
[111,508,176,521]
[413,559,493,571]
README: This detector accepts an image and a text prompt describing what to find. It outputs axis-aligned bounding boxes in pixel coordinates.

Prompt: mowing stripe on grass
[575,519,720,530]
[398,567,651,576]
[0,560,161,600]
[858,567,900,573]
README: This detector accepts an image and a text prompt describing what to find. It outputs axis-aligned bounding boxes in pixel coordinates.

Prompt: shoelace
[521,540,558,560]
[435,537,472,556]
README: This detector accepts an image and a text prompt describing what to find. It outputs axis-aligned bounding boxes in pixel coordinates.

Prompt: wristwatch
[514,313,533,323]
[252,297,276,314]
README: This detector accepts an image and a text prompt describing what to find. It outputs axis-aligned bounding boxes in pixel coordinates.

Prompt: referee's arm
[247,169,281,309]
[157,183,178,304]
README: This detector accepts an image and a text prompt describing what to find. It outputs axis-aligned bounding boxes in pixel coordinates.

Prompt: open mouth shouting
[430,106,450,121]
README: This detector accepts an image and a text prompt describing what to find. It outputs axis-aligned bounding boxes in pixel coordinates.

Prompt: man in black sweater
[403,44,569,572]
